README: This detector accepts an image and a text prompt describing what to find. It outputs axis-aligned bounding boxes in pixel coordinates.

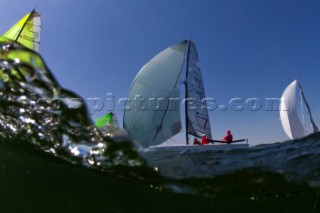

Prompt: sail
[95,112,119,129]
[280,80,305,139]
[123,41,187,147]
[3,10,41,52]
[95,112,119,137]
[185,41,212,140]
[298,82,319,133]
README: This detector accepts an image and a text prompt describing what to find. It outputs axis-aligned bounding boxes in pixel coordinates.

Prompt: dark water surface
[0,37,319,212]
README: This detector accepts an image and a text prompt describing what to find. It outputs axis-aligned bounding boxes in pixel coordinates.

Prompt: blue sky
[1,0,320,145]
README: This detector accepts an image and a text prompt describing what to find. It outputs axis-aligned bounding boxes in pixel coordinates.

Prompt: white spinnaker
[280,80,305,139]
[123,41,187,147]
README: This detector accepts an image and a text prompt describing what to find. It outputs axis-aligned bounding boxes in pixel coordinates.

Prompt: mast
[298,81,319,133]
[14,9,35,42]
[185,39,191,145]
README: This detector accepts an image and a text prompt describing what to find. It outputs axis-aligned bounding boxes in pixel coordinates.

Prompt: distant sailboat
[3,9,41,52]
[95,112,119,137]
[280,79,319,140]
[123,40,248,151]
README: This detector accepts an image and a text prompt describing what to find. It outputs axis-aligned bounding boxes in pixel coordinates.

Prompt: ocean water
[0,37,319,213]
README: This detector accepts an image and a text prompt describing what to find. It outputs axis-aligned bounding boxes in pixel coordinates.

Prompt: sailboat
[280,79,319,140]
[123,39,248,151]
[95,112,120,137]
[3,9,41,52]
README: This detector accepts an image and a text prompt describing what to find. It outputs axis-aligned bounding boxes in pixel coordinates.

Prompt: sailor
[193,138,201,145]
[201,135,209,145]
[223,130,233,143]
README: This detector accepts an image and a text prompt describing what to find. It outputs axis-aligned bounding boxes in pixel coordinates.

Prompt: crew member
[193,138,201,145]
[224,130,233,143]
[201,135,209,145]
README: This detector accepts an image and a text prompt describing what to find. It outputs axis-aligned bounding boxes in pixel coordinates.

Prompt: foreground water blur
[0,37,319,212]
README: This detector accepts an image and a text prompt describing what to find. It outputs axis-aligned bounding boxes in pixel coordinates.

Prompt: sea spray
[0,37,145,171]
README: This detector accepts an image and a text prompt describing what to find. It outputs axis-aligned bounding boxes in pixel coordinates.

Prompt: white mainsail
[185,41,212,140]
[280,80,318,139]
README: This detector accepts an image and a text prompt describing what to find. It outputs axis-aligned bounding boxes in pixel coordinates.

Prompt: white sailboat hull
[148,143,249,152]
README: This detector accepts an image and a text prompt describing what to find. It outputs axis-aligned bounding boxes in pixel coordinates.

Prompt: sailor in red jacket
[224,130,233,143]
[193,138,201,145]
[201,135,209,145]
